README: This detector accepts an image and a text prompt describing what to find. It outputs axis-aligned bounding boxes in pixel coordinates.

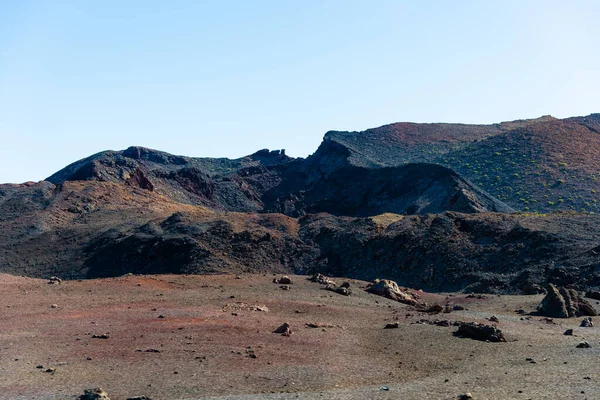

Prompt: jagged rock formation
[538,284,598,318]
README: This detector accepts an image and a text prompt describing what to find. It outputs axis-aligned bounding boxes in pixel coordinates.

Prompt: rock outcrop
[538,284,598,318]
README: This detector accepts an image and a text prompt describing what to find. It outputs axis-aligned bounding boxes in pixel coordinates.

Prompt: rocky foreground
[1,273,598,400]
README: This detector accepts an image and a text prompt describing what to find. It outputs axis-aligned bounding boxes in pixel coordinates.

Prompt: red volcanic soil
[1,274,599,399]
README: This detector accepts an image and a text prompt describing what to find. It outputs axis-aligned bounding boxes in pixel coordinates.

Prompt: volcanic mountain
[325,113,600,213]
[1,114,600,293]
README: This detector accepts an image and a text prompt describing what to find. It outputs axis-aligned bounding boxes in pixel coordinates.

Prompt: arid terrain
[1,114,600,399]
[1,273,599,400]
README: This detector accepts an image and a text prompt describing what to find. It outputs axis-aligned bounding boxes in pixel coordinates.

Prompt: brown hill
[324,114,600,212]
[1,179,599,293]
[44,144,512,217]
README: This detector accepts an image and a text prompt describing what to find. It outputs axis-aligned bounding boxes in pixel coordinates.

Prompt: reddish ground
[0,274,598,400]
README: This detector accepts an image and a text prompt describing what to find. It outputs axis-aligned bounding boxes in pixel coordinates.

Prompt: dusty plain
[1,274,599,400]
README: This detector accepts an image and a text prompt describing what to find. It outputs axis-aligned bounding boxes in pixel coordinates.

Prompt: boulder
[538,284,597,318]
[273,276,292,284]
[309,273,335,285]
[453,322,506,342]
[79,388,110,400]
[324,282,351,296]
[273,323,293,336]
[366,279,417,306]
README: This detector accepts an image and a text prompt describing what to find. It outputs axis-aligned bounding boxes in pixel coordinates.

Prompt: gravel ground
[0,273,598,400]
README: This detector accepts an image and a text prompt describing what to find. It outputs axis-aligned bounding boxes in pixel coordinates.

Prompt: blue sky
[1,1,599,183]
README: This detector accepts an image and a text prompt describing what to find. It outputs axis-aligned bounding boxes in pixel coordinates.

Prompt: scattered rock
[273,323,293,336]
[158,315,165,319]
[466,293,486,299]
[79,388,110,400]
[222,302,269,313]
[44,368,55,373]
[586,291,600,301]
[576,341,590,348]
[48,276,62,284]
[280,285,291,290]
[458,393,474,400]
[50,304,58,309]
[366,279,417,306]
[454,323,506,342]
[564,329,574,335]
[309,273,335,285]
[384,322,400,329]
[414,319,457,327]
[273,276,292,284]
[489,315,499,323]
[452,305,465,311]
[538,284,597,318]
[91,334,110,339]
[541,317,555,324]
[324,283,352,296]
[126,397,152,400]
[580,317,593,327]
[417,304,444,314]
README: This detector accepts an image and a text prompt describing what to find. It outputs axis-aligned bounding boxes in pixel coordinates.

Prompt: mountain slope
[323,114,600,212]
[45,144,512,217]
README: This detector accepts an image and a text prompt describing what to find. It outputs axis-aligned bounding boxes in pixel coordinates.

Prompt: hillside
[1,179,599,293]
[2,114,600,293]
[324,114,600,212]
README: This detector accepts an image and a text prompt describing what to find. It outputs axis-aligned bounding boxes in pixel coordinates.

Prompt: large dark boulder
[538,284,597,318]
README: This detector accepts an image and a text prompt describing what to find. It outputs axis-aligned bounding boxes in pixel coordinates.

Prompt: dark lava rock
[126,396,152,400]
[79,388,110,400]
[564,329,574,335]
[384,322,400,329]
[273,323,293,336]
[586,291,600,301]
[576,341,591,348]
[273,276,292,284]
[453,322,507,342]
[580,317,593,327]
[91,334,109,339]
[538,284,597,318]
[324,283,351,296]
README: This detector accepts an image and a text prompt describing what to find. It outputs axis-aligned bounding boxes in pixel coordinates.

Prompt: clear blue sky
[1,0,599,183]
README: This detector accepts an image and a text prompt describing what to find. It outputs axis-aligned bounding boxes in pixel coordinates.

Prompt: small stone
[273,322,293,336]
[79,388,110,400]
[44,368,55,373]
[458,393,474,400]
[158,315,165,319]
[384,322,400,329]
[91,334,110,339]
[580,317,593,327]
[576,341,590,348]
[564,329,574,336]
[489,315,499,323]
[50,304,58,309]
